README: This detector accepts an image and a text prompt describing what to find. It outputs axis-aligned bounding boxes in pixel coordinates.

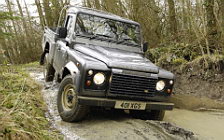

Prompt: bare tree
[167,0,178,40]
[43,0,53,26]
[205,0,219,53]
[35,0,46,28]
[1,0,224,64]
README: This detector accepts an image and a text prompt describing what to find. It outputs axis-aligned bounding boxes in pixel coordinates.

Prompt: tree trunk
[0,28,13,63]
[205,0,219,53]
[167,0,178,40]
[15,0,28,35]
[219,0,224,31]
[218,0,224,50]
[51,0,62,26]
[43,0,53,26]
[5,0,21,63]
[35,0,46,28]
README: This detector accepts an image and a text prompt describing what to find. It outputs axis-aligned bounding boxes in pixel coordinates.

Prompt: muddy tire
[44,63,55,82]
[130,110,165,121]
[150,110,165,121]
[57,75,89,122]
[42,53,55,82]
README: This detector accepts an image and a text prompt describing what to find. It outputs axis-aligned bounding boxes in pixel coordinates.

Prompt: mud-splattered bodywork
[41,6,175,111]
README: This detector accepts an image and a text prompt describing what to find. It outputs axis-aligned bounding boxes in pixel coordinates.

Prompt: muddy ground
[29,69,224,140]
[174,74,224,101]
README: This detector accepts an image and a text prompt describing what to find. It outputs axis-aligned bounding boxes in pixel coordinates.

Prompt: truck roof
[67,6,140,25]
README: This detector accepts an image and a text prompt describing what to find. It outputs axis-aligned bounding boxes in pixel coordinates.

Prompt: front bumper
[78,96,174,110]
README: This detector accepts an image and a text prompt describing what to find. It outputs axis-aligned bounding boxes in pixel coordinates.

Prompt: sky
[0,0,82,24]
[0,0,83,15]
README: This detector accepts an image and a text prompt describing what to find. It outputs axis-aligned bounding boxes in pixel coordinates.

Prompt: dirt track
[30,70,224,140]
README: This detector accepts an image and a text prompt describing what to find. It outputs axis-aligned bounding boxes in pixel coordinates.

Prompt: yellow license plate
[115,101,146,110]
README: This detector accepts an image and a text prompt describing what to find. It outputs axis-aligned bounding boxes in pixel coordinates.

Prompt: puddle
[165,109,224,140]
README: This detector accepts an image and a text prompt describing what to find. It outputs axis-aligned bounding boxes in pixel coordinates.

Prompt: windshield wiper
[117,38,140,47]
[90,34,112,39]
[89,34,117,43]
[117,38,132,44]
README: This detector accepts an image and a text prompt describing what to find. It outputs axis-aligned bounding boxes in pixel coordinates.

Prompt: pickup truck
[40,6,175,122]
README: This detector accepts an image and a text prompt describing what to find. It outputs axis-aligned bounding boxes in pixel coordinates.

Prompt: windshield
[75,13,141,47]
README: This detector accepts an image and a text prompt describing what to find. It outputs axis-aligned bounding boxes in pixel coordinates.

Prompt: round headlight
[88,70,93,76]
[169,80,174,85]
[156,80,165,91]
[93,73,105,85]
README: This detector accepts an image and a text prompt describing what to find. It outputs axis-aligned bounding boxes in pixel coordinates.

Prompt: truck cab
[41,6,175,122]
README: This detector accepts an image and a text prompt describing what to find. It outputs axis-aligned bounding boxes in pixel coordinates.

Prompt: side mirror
[57,27,67,38]
[143,42,148,52]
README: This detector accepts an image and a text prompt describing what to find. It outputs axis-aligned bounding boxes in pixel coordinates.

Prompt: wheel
[57,75,89,122]
[130,110,165,121]
[44,63,55,82]
[150,110,165,121]
[42,53,55,82]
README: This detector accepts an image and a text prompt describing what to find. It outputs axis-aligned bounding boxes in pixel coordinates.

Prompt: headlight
[88,70,93,76]
[156,80,165,91]
[93,73,105,85]
[169,80,174,85]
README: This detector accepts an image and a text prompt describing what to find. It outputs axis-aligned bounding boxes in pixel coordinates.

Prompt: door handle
[57,48,61,51]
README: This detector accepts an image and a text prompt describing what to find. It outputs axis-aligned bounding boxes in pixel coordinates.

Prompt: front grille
[109,73,157,96]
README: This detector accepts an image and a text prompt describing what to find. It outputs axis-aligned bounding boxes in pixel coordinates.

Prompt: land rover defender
[40,6,175,122]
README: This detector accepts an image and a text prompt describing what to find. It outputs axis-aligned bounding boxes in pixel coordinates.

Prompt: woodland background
[0,0,224,67]
[1,1,224,139]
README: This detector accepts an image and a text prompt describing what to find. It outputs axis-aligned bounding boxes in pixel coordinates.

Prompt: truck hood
[74,44,159,73]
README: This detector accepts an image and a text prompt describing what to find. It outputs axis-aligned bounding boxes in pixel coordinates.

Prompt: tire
[57,75,89,122]
[150,110,165,121]
[42,53,55,82]
[130,110,165,121]
[44,63,55,82]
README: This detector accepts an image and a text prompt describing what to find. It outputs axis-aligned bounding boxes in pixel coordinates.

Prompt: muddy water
[165,109,224,140]
[30,71,224,140]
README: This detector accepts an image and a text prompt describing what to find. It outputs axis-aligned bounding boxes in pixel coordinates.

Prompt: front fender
[64,61,80,75]
[64,61,82,93]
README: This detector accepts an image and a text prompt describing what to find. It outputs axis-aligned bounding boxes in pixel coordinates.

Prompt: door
[54,15,74,72]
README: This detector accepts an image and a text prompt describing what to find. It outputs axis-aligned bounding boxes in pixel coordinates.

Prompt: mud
[29,69,224,140]
[165,109,224,140]
[174,74,224,102]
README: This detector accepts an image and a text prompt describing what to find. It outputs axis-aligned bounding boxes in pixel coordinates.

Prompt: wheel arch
[61,61,79,80]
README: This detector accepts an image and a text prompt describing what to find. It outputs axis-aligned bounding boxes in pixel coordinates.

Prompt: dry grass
[0,64,62,140]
